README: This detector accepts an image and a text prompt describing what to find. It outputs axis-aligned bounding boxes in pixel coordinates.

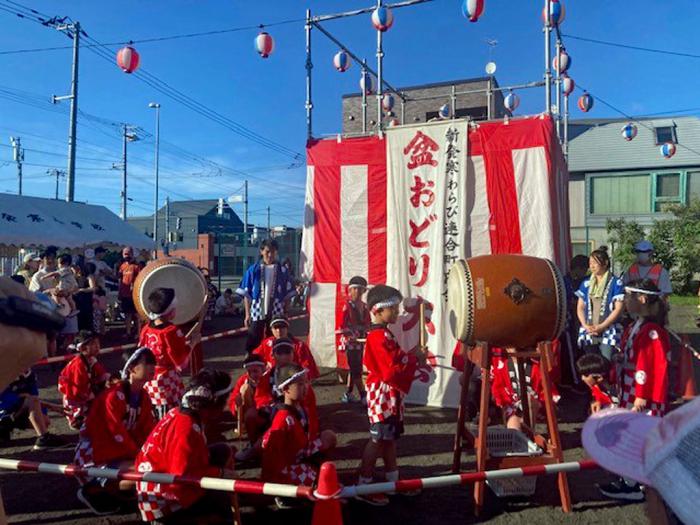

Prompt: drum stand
[451,341,571,515]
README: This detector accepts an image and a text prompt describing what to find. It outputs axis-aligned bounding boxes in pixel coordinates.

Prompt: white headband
[121,347,150,380]
[68,340,88,353]
[277,368,308,391]
[348,284,366,289]
[147,297,178,321]
[625,286,663,296]
[371,296,401,312]
[244,358,266,369]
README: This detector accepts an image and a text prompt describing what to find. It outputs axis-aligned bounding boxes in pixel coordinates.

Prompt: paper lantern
[552,49,571,74]
[360,71,374,95]
[438,104,450,119]
[461,0,485,22]
[621,123,638,142]
[333,50,350,72]
[382,93,395,112]
[255,32,274,59]
[116,45,140,74]
[542,0,565,26]
[371,6,394,31]
[561,74,575,96]
[578,92,593,112]
[504,91,520,112]
[661,142,677,159]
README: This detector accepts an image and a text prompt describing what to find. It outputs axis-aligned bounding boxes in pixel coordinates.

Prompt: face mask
[637,252,651,263]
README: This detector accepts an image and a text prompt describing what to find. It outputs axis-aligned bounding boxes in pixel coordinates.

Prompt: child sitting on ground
[576,353,618,413]
[58,330,110,430]
[262,363,336,507]
[227,353,266,432]
[357,285,425,506]
[0,369,64,450]
[254,317,319,380]
[338,276,371,404]
[75,348,157,516]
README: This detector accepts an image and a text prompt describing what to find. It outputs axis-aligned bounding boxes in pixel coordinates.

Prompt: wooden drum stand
[451,341,571,515]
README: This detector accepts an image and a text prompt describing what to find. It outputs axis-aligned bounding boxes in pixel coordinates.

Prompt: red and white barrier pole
[339,459,599,498]
[34,314,308,367]
[0,458,313,500]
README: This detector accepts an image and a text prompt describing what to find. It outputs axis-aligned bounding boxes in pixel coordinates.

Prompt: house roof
[130,199,241,220]
[567,116,700,173]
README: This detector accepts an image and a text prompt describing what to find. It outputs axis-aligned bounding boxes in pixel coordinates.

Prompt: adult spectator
[623,240,673,298]
[237,239,295,354]
[87,246,113,289]
[29,246,58,293]
[117,247,141,340]
[15,252,41,287]
[215,289,236,316]
[74,263,98,332]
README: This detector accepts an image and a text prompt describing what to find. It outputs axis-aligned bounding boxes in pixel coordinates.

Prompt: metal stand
[451,341,572,515]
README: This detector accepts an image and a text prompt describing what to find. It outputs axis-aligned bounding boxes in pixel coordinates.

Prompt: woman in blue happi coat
[236,239,296,354]
[575,246,625,361]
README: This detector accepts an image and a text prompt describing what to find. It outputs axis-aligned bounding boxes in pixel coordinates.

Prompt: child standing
[58,330,110,429]
[598,279,670,502]
[261,364,336,508]
[139,287,198,420]
[357,285,423,506]
[576,353,618,413]
[338,276,371,404]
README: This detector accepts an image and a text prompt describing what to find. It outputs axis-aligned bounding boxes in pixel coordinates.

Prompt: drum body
[447,254,566,348]
[133,258,208,325]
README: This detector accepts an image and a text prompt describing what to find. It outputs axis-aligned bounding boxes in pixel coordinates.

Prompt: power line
[562,33,700,60]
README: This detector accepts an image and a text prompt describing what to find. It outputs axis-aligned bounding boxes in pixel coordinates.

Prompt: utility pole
[149,102,161,258]
[48,169,66,199]
[243,180,249,271]
[164,196,170,256]
[50,20,81,202]
[112,125,139,220]
[267,206,271,235]
[10,137,23,195]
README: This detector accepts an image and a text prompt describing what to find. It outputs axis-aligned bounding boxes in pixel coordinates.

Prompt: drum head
[136,260,207,325]
[447,259,473,342]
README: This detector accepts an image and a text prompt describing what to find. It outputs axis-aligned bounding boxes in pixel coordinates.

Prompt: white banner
[385,120,469,409]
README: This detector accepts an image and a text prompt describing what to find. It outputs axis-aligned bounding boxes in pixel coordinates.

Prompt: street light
[149,102,161,258]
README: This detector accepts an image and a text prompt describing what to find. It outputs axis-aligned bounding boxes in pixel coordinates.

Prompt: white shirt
[262,264,275,317]
[215,295,232,315]
[29,267,57,292]
[88,259,111,288]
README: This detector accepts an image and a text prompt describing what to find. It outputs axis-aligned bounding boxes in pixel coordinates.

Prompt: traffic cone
[312,462,343,525]
[678,335,697,400]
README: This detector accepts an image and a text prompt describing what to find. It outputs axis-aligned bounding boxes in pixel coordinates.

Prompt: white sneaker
[341,392,356,403]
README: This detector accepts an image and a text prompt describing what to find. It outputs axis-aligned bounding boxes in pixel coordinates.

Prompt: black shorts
[119,296,136,314]
[369,416,404,443]
[346,347,364,377]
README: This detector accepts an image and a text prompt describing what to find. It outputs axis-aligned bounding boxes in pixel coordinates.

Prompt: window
[688,171,700,200]
[654,126,677,145]
[654,172,683,212]
[590,174,651,215]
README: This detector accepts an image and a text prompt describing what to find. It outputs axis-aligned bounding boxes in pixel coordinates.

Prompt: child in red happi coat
[254,316,319,379]
[75,347,157,516]
[58,330,110,430]
[338,276,371,404]
[490,348,560,432]
[135,369,236,523]
[227,353,266,428]
[139,287,199,419]
[597,279,671,503]
[577,353,619,413]
[262,364,336,507]
[357,285,425,506]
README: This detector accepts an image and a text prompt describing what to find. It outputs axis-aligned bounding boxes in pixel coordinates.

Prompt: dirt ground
[1,308,698,525]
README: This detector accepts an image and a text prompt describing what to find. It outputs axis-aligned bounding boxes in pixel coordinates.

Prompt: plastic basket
[467,425,542,497]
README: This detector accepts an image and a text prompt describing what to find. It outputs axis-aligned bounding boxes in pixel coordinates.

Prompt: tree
[653,199,700,294]
[605,218,646,274]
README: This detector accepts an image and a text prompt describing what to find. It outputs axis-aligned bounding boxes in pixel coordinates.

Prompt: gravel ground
[1,308,698,525]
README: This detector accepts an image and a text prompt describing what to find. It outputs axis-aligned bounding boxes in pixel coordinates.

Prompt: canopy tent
[0,193,151,250]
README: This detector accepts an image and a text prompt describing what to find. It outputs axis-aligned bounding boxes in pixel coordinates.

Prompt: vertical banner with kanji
[385,120,469,408]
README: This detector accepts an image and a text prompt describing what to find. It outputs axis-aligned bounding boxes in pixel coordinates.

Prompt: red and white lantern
[116,45,140,74]
[255,32,275,59]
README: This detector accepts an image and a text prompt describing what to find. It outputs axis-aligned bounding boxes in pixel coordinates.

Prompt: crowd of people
[0,236,694,522]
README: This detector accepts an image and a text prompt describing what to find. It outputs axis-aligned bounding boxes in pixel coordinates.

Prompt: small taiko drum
[447,254,567,348]
[133,258,208,326]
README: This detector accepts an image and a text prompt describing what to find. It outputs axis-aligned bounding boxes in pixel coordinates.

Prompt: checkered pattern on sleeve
[619,369,666,417]
[366,381,403,424]
[136,462,182,522]
[63,398,88,430]
[281,462,317,486]
[145,369,185,411]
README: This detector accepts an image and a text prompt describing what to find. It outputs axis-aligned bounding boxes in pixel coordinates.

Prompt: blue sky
[0,0,698,226]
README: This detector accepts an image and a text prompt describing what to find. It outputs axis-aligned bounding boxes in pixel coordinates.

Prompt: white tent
[0,193,151,250]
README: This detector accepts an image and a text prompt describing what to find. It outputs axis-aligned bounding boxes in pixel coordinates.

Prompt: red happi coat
[135,408,219,521]
[79,381,155,466]
[591,383,618,409]
[256,336,319,380]
[619,321,669,416]
[227,373,255,416]
[338,299,371,352]
[261,404,322,486]
[58,354,108,428]
[363,325,417,424]
[490,355,559,418]
[139,322,191,409]
[254,368,319,437]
